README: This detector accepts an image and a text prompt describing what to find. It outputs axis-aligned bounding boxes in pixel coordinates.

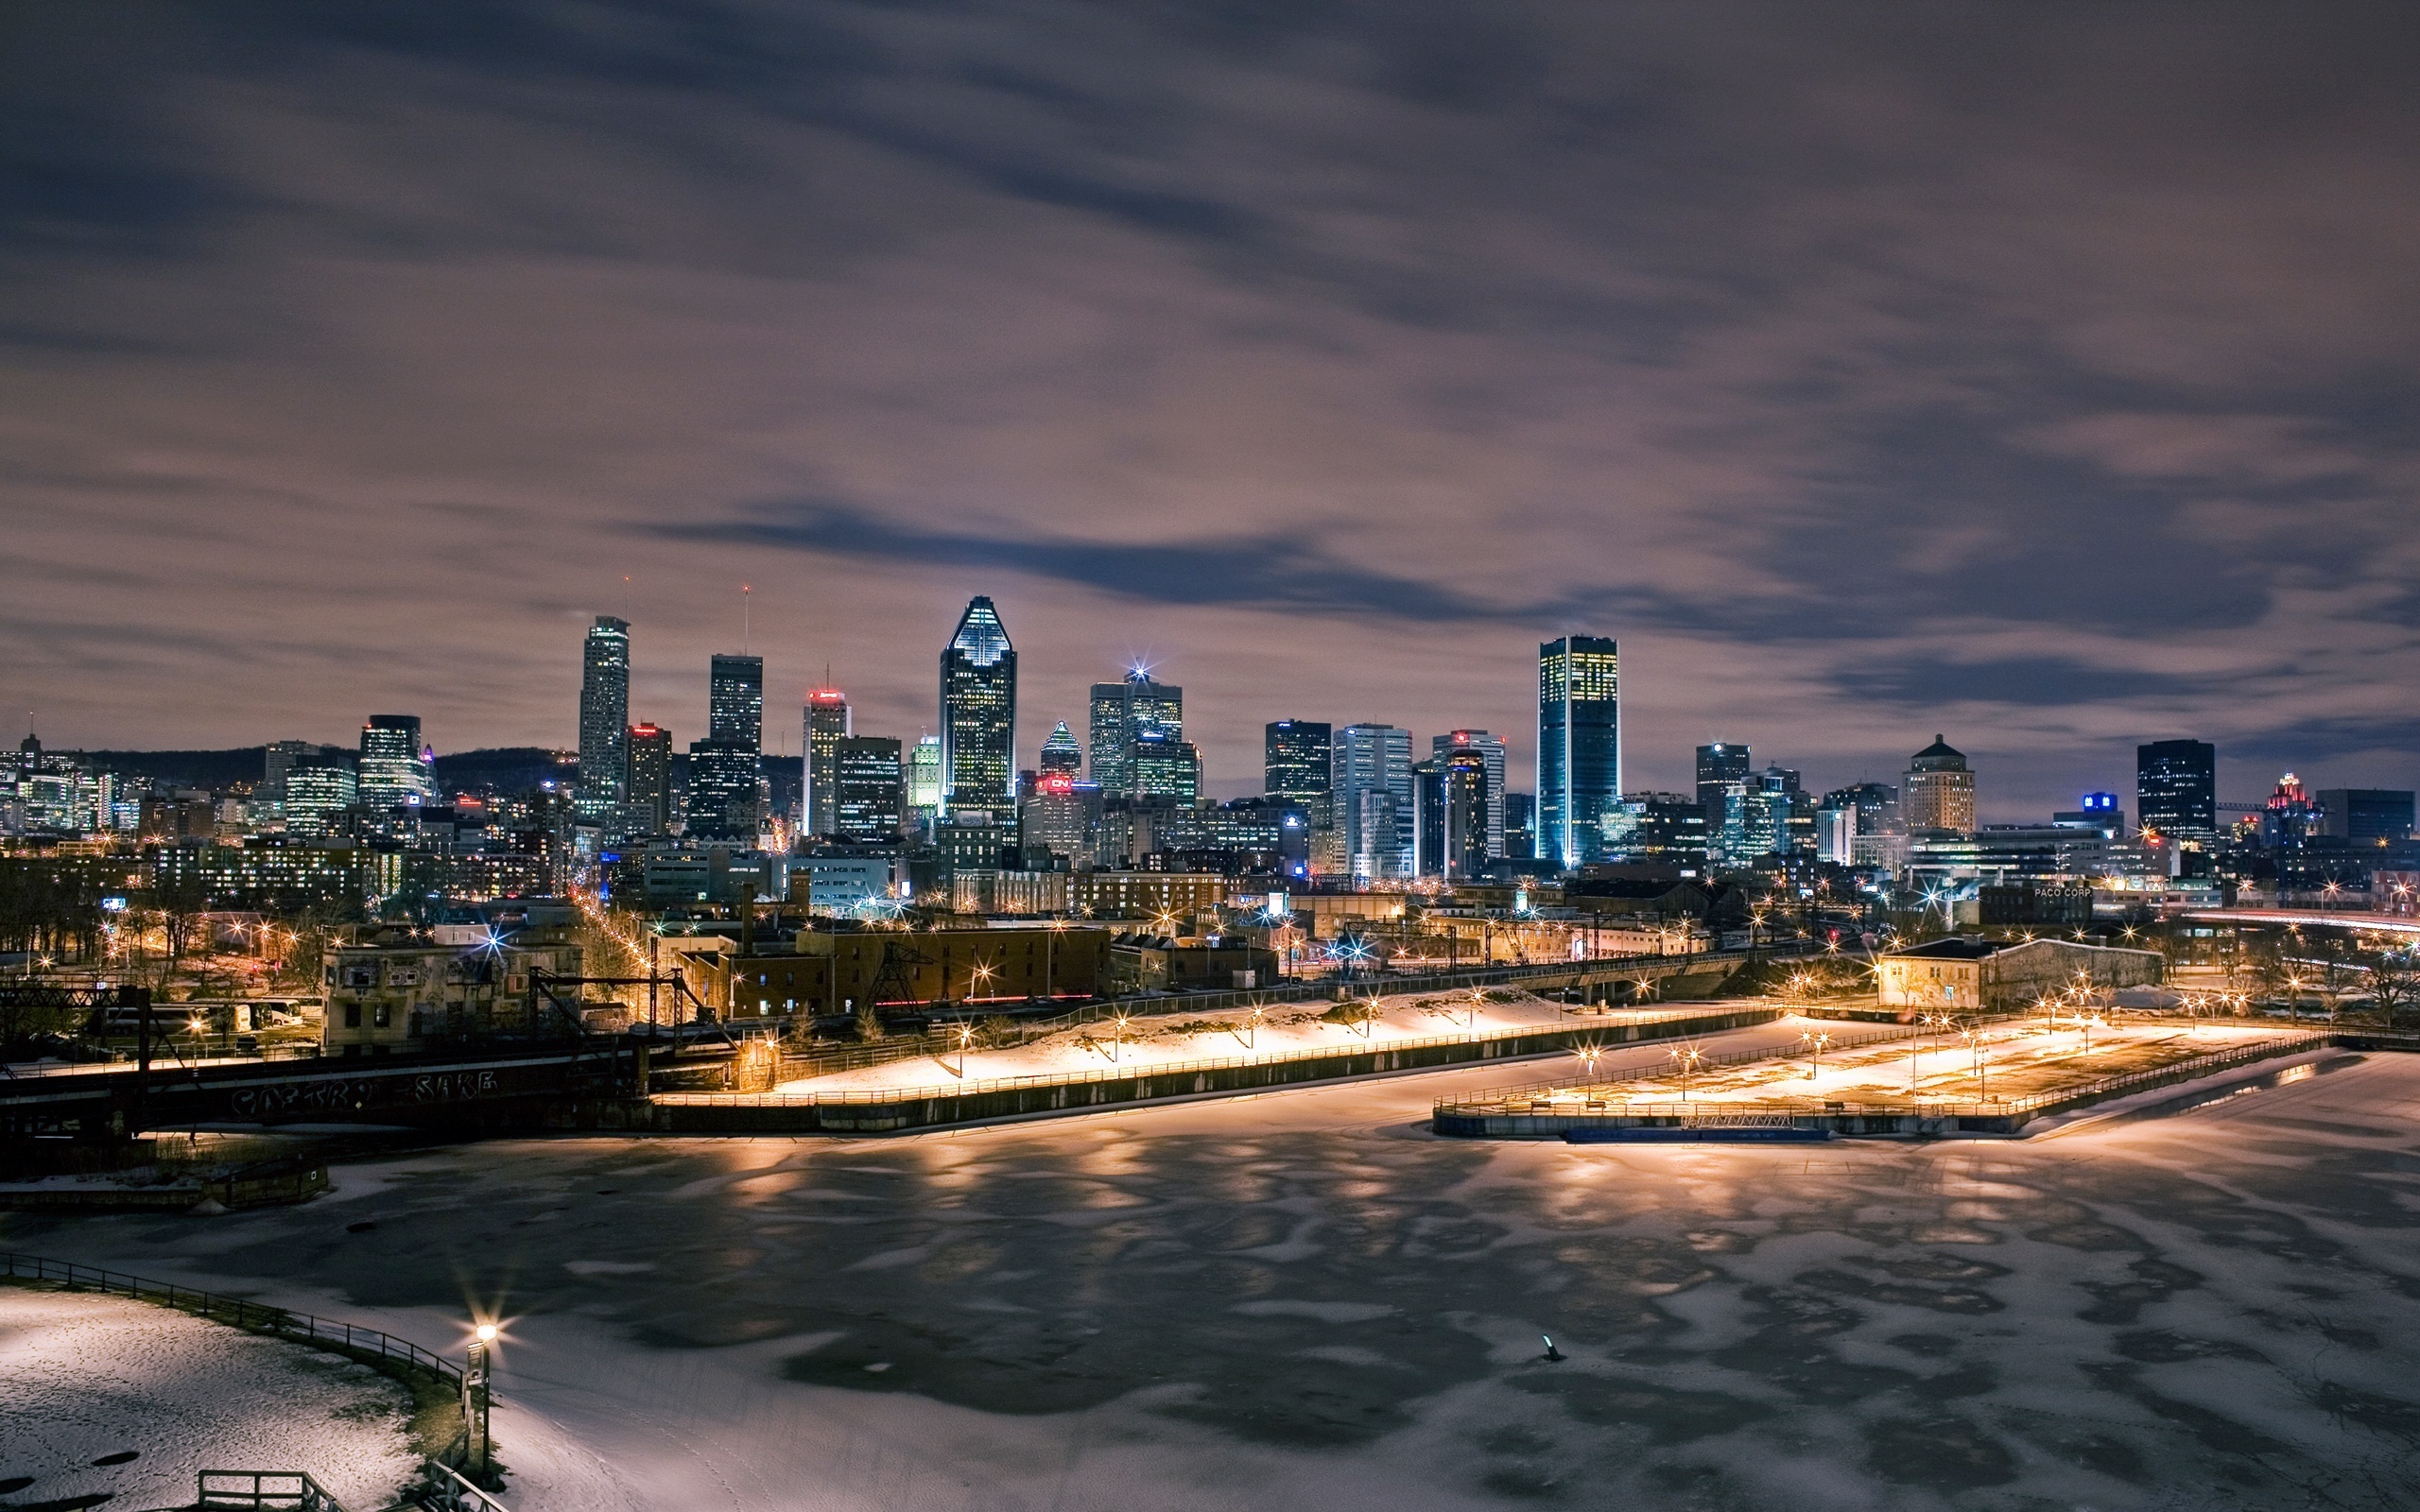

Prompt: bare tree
[2369,955,2417,1030]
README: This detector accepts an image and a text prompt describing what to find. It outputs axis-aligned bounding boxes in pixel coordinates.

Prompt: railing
[1438,1023,1915,1111]
[198,1470,348,1512]
[1446,1030,2331,1121]
[421,1459,511,1512]
[771,945,1784,1081]
[662,1004,1772,1108]
[1,1252,461,1390]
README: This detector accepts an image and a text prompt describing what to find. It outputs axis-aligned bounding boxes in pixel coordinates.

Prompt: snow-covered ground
[770,988,1682,1096]
[7,1022,2419,1511]
[0,1287,420,1511]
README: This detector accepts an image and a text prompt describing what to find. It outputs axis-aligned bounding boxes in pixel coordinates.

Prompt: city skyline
[5,8,2418,816]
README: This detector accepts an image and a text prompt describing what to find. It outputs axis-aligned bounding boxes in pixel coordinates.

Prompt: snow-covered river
[6,1042,2417,1511]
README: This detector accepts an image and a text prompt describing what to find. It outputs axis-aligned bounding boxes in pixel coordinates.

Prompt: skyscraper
[1039,721,1083,775]
[2137,739,2217,844]
[577,615,631,825]
[1441,746,1493,880]
[803,685,851,836]
[1694,743,1752,862]
[1087,668,1181,797]
[1537,635,1620,869]
[1335,722,1413,882]
[709,654,765,750]
[940,597,1016,811]
[262,739,314,808]
[833,735,905,842]
[625,723,673,836]
[907,734,944,828]
[1265,720,1333,802]
[1905,735,1977,833]
[1432,730,1507,858]
[358,715,434,812]
[1130,729,1201,804]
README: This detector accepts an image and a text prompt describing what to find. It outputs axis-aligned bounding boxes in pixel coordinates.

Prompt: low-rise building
[1106,934,1282,994]
[321,928,583,1056]
[1877,936,2162,1014]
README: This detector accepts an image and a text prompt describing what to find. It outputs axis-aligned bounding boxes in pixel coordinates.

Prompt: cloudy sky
[6,2,2417,816]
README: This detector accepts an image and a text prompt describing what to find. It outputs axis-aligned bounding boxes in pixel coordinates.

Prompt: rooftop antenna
[741,584,752,655]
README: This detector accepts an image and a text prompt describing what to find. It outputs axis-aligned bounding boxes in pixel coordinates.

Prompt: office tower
[282,756,357,836]
[1823,782,1901,837]
[577,615,631,824]
[1537,636,1621,868]
[1130,729,1201,803]
[709,654,765,750]
[833,736,905,842]
[625,723,673,836]
[803,685,851,836]
[906,734,944,828]
[686,738,759,839]
[940,596,1016,811]
[2317,789,2416,845]
[1694,743,1752,862]
[1603,793,1710,872]
[1433,730,1508,858]
[1411,759,1444,875]
[1088,668,1182,797]
[1021,769,1095,868]
[1040,721,1083,775]
[1335,723,1413,882]
[1815,802,1856,864]
[1441,747,1492,880]
[1905,735,1977,833]
[1503,792,1536,861]
[262,740,313,807]
[1265,720,1333,801]
[2137,739,2217,844]
[358,715,434,812]
[2054,792,2126,837]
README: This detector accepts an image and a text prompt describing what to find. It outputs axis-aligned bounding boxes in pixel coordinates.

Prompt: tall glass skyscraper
[1432,730,1507,859]
[709,654,765,751]
[2137,739,2217,844]
[577,615,631,825]
[940,597,1016,812]
[1039,721,1083,774]
[1694,742,1751,862]
[625,722,672,835]
[803,685,851,836]
[1537,636,1620,868]
[1335,722,1413,882]
[358,714,434,812]
[1264,720,1333,802]
[1088,668,1181,797]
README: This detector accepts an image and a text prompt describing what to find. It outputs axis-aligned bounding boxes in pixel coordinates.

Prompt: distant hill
[436,747,578,794]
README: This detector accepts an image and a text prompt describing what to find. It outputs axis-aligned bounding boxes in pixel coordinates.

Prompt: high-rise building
[283,756,357,836]
[1265,720,1333,802]
[833,735,904,842]
[1603,793,1710,873]
[1823,782,1901,838]
[803,686,851,836]
[1020,769,1095,868]
[907,734,944,829]
[2316,789,2415,846]
[1816,803,1856,864]
[1905,735,1977,834]
[358,715,434,813]
[1335,723,1413,882]
[709,654,765,751]
[940,597,1016,812]
[625,723,672,836]
[262,740,314,807]
[1433,730,1507,859]
[2137,739,2217,845]
[1130,729,1201,804]
[1040,721,1083,775]
[1087,668,1182,797]
[578,615,631,825]
[1503,792,1536,861]
[686,738,759,840]
[1440,746,1492,881]
[1695,743,1752,863]
[1538,635,1620,868]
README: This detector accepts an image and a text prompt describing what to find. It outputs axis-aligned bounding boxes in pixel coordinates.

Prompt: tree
[2369,954,2417,1030]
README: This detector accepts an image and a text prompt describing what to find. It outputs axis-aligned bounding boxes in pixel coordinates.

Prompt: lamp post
[1800,1029,1830,1081]
[952,1021,976,1077]
[466,1322,497,1483]
[1961,1023,1989,1100]
[1669,1043,1703,1101]
[1245,1003,1265,1050]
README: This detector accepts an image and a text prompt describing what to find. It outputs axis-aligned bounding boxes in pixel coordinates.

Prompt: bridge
[2180,907,2420,937]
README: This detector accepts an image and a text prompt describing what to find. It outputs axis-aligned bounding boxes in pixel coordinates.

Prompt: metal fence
[664,1005,1766,1108]
[1,1251,462,1390]
[1437,1022,1917,1111]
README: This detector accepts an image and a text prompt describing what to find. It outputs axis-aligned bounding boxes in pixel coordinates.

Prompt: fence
[198,1471,349,1512]
[421,1459,511,1512]
[1438,1022,1918,1112]
[666,1005,1769,1109]
[0,1251,461,1391]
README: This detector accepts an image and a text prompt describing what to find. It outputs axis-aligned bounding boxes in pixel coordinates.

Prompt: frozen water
[0,1287,419,1510]
[6,1035,2420,1511]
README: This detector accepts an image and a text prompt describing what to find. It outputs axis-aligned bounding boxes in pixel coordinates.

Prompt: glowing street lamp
[1668,1043,1704,1099]
[465,1320,500,1481]
[952,1020,977,1077]
[1959,1023,1990,1100]
[1800,1029,1831,1080]
[1108,1009,1132,1063]
[1242,1003,1266,1050]
[1574,1043,1603,1081]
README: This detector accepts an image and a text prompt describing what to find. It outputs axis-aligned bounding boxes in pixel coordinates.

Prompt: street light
[952,1020,977,1077]
[1959,1023,1990,1100]
[1668,1043,1703,1100]
[465,1321,499,1482]
[1800,1029,1831,1080]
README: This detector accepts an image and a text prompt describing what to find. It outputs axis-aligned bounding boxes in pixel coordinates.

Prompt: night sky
[7,4,2417,816]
